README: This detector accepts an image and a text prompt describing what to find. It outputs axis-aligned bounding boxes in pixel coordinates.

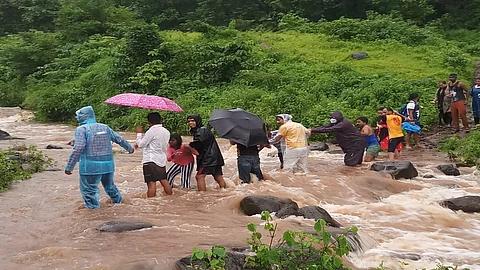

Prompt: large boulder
[240,195,299,216]
[351,52,368,60]
[97,221,153,232]
[297,206,342,228]
[436,164,460,176]
[441,196,480,213]
[176,251,254,270]
[310,142,329,151]
[0,129,11,140]
[371,161,418,179]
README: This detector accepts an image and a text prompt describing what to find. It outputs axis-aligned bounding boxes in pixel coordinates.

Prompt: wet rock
[0,129,11,139]
[436,164,460,176]
[371,161,418,179]
[67,140,75,146]
[351,52,368,60]
[46,144,63,149]
[455,162,474,168]
[328,150,344,155]
[177,251,253,270]
[97,221,153,233]
[309,142,329,151]
[423,174,435,179]
[389,252,421,261]
[297,206,342,228]
[275,205,300,219]
[441,196,480,213]
[240,195,299,216]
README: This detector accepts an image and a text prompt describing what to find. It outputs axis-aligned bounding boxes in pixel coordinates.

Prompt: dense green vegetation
[1,0,479,135]
[0,145,53,192]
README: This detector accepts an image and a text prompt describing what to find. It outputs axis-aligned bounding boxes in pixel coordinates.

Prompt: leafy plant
[190,246,227,270]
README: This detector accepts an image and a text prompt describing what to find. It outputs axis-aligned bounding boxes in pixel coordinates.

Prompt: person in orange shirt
[378,108,407,160]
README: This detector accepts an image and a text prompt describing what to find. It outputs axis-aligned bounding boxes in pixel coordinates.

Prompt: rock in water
[328,150,344,155]
[297,206,342,228]
[423,174,435,179]
[309,142,329,151]
[97,221,153,232]
[177,251,252,270]
[240,195,299,216]
[0,129,11,140]
[46,144,63,149]
[436,164,460,176]
[351,52,368,60]
[371,161,418,179]
[441,196,480,213]
[67,140,75,146]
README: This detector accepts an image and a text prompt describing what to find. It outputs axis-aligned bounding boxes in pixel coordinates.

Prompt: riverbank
[1,108,480,270]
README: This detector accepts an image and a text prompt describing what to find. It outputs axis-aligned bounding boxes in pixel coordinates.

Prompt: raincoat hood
[276,114,292,122]
[76,106,97,125]
[330,111,344,123]
[187,114,203,133]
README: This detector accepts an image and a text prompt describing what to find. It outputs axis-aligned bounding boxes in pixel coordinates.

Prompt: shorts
[197,166,223,176]
[388,137,405,153]
[366,144,381,157]
[143,162,167,183]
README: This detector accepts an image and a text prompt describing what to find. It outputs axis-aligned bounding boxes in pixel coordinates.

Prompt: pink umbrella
[104,93,183,112]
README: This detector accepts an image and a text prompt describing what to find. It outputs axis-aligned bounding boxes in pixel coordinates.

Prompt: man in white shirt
[135,112,172,197]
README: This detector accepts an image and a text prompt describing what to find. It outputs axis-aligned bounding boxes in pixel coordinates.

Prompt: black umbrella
[208,108,269,147]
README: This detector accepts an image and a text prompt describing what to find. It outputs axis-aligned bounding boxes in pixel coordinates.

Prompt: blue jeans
[238,156,263,184]
[79,173,122,209]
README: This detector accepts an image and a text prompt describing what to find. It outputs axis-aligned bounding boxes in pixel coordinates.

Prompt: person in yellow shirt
[378,108,406,160]
[269,114,310,173]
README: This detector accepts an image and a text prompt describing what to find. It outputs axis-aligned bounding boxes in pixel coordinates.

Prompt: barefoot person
[356,117,380,162]
[166,134,198,189]
[187,114,226,191]
[404,93,424,149]
[379,108,405,160]
[65,106,134,209]
[310,111,366,166]
[136,112,172,197]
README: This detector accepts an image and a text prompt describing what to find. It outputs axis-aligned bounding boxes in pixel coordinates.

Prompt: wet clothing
[136,124,170,167]
[197,166,223,176]
[284,147,309,172]
[278,121,308,149]
[237,144,260,156]
[143,162,167,182]
[167,162,194,189]
[167,144,198,166]
[365,133,379,147]
[238,156,263,183]
[311,111,365,166]
[66,106,133,209]
[188,114,225,169]
[383,115,403,139]
[388,137,405,153]
[471,85,480,119]
[406,101,421,125]
[366,144,381,157]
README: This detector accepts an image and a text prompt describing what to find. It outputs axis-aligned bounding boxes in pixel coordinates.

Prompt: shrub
[439,133,480,166]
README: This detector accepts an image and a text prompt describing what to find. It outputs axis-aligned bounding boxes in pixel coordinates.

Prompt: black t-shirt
[449,82,466,102]
[237,144,259,156]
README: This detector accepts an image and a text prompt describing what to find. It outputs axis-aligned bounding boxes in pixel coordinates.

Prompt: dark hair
[449,73,457,78]
[147,112,162,124]
[169,134,182,149]
[386,107,394,112]
[409,93,419,100]
[357,117,368,124]
[377,107,386,111]
[440,80,447,84]
[476,77,480,81]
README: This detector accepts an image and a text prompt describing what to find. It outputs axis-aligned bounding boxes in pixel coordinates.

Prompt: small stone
[46,144,63,149]
[351,52,368,60]
[423,174,435,179]
[97,221,153,233]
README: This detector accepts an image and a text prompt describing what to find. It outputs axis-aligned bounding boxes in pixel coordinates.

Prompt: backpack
[399,104,408,117]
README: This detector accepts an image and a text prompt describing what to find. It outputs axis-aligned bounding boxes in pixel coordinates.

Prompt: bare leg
[394,149,401,159]
[196,174,207,191]
[388,152,395,160]
[214,175,226,189]
[364,154,375,162]
[147,182,157,198]
[405,133,412,149]
[160,179,173,195]
[413,134,424,148]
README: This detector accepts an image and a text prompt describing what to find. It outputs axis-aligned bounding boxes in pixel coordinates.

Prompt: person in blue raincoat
[471,77,480,128]
[65,106,134,209]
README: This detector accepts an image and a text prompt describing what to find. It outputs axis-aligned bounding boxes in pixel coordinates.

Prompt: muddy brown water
[0,107,479,270]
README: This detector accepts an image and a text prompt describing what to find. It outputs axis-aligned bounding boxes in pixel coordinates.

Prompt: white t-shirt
[406,101,420,120]
[136,124,170,167]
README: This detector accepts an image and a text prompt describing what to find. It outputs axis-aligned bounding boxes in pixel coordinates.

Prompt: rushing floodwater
[0,107,479,270]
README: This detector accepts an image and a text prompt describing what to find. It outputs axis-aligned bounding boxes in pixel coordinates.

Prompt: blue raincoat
[471,86,480,119]
[65,106,133,209]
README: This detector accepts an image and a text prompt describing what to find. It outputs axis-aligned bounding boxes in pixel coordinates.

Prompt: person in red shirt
[166,134,199,189]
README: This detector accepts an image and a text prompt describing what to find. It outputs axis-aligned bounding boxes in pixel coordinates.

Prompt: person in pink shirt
[166,134,199,189]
